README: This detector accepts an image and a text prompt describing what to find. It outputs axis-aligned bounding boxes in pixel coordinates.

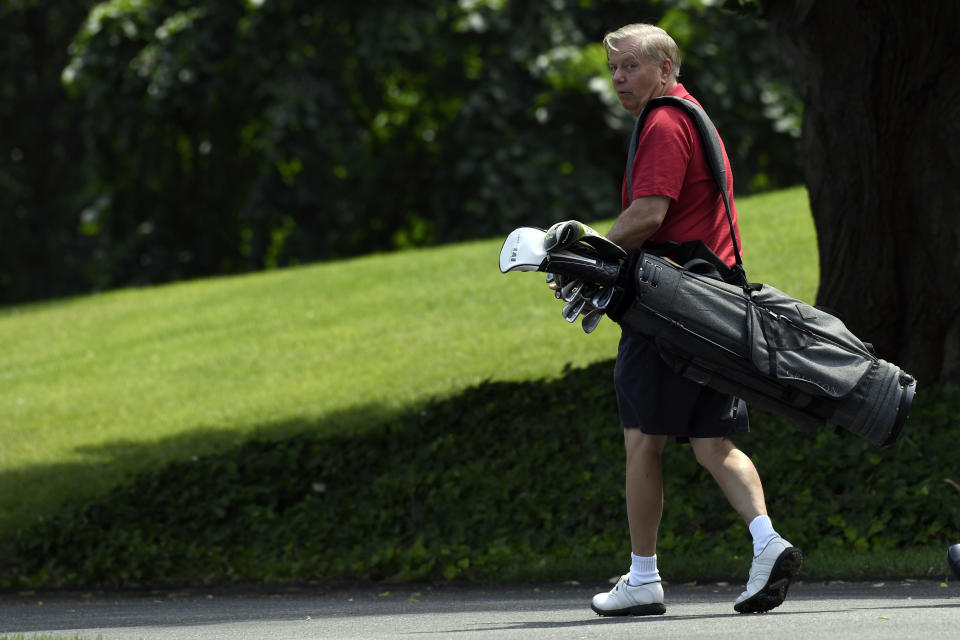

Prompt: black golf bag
[604,250,916,447]
[499,96,917,447]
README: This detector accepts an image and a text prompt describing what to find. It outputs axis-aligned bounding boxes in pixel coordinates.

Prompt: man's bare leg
[624,430,668,556]
[688,436,766,523]
[590,430,670,617]
[689,436,802,613]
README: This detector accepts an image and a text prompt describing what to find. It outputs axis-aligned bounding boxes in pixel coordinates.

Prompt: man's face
[607,38,669,117]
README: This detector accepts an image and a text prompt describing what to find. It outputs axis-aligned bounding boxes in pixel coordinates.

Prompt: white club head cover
[499,227,548,273]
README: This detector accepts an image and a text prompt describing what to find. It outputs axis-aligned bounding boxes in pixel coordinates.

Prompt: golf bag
[498,96,916,447]
[604,250,916,447]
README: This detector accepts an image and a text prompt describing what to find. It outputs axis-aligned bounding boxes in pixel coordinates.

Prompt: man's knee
[689,436,736,469]
[624,429,667,461]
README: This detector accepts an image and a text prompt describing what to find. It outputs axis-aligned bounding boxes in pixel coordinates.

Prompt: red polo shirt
[621,84,742,267]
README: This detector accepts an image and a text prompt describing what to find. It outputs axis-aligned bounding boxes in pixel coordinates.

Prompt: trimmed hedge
[7,361,960,588]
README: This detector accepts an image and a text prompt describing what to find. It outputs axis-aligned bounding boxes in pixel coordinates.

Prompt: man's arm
[606,195,671,251]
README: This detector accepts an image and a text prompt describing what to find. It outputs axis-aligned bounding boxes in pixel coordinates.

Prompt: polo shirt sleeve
[627,108,696,203]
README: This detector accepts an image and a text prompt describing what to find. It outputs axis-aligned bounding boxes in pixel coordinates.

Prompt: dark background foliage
[1,0,800,304]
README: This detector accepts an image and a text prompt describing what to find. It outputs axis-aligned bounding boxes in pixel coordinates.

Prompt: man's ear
[660,58,673,79]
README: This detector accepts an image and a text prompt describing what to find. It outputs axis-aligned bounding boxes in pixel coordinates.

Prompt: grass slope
[4,186,959,588]
[0,187,815,541]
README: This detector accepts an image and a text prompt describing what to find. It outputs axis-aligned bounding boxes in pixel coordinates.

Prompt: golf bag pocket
[745,291,872,398]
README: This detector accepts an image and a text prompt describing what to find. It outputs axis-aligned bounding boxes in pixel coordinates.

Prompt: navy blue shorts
[614,329,749,441]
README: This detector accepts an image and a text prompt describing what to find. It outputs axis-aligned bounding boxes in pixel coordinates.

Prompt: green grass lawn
[0,185,816,541]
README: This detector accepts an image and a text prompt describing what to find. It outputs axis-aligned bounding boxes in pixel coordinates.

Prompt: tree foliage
[0,0,800,302]
[0,0,98,302]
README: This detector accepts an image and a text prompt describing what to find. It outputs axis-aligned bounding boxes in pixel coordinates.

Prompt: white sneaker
[734,536,803,613]
[591,574,666,616]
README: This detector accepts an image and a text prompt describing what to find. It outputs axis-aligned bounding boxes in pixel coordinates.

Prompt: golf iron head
[562,297,588,322]
[581,309,603,334]
[560,279,585,303]
[591,286,617,311]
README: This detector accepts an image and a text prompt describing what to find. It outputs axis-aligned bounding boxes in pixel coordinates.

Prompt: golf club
[543,220,585,252]
[561,278,585,303]
[591,286,617,310]
[543,220,628,261]
[562,297,588,322]
[581,308,603,334]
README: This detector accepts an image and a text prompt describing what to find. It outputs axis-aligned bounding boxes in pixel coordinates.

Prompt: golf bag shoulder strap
[643,239,736,282]
[626,95,747,287]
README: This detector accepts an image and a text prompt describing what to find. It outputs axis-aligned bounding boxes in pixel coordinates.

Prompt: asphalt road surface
[2,579,958,639]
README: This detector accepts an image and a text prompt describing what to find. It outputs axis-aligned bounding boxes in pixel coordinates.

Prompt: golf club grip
[545,254,621,286]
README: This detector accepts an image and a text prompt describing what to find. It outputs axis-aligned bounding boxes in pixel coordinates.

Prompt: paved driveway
[2,579,958,639]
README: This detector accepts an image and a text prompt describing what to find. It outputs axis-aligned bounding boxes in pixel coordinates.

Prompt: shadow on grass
[2,366,958,589]
[0,362,632,587]
[0,401,415,541]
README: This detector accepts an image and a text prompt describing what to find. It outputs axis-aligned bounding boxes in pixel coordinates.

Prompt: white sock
[628,553,660,586]
[748,515,779,557]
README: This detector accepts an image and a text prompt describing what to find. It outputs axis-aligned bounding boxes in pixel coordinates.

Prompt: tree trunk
[762,0,960,384]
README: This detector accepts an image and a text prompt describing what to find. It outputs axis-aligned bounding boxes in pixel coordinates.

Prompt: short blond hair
[603,23,682,78]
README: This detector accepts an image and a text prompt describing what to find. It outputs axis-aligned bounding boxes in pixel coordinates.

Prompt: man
[589,23,802,616]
